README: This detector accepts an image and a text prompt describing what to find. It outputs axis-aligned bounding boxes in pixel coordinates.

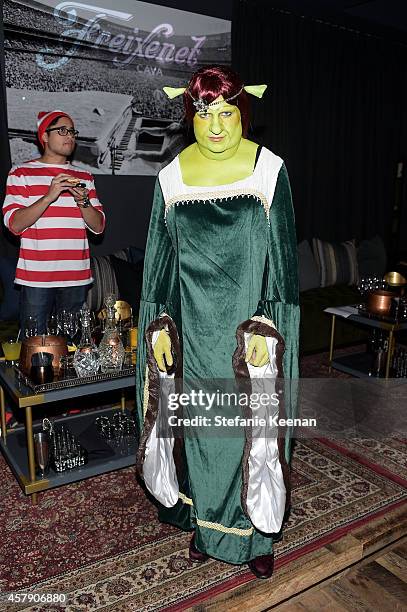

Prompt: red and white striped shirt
[3,160,105,288]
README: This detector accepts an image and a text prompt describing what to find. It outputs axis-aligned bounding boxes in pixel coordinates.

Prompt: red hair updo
[184,65,250,137]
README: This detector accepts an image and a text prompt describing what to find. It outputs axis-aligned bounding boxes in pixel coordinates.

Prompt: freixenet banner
[3,0,231,175]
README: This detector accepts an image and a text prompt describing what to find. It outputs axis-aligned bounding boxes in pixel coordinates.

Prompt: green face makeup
[193,96,243,160]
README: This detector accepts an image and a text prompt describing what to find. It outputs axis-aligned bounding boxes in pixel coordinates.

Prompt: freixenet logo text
[36,2,207,71]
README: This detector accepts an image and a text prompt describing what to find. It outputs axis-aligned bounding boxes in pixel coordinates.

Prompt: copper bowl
[19,335,68,374]
[366,290,393,316]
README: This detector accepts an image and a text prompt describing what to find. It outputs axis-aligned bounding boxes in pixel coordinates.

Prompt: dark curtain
[232,1,407,249]
[398,53,407,258]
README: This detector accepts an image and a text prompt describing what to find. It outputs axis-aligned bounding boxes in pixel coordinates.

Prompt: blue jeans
[19,285,89,336]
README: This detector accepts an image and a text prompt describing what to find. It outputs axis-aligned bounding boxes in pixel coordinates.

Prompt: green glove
[245,334,269,367]
[153,329,173,372]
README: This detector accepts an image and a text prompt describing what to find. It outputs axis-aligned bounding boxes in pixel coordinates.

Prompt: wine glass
[46,314,58,335]
[57,310,69,336]
[34,432,50,477]
[67,311,81,345]
[24,316,38,338]
[58,310,80,344]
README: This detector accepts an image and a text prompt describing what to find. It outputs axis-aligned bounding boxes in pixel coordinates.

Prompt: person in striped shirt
[3,110,105,335]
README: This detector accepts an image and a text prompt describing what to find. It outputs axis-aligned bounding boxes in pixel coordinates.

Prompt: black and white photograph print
[3,0,231,175]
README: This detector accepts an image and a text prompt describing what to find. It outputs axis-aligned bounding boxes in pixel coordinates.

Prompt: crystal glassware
[34,432,50,477]
[46,314,58,335]
[98,295,125,373]
[59,354,76,378]
[358,275,386,298]
[90,310,103,346]
[50,424,86,472]
[73,304,99,377]
[58,310,80,345]
[24,316,38,338]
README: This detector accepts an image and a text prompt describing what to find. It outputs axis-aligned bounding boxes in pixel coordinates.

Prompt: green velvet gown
[136,147,299,564]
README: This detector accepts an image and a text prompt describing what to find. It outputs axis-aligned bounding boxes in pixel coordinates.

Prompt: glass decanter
[98,295,125,373]
[73,304,99,377]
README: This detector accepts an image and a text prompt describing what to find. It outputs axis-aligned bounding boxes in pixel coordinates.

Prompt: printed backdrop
[3,0,231,175]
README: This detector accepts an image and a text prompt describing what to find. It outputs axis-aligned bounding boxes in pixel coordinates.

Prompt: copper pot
[20,335,68,374]
[366,290,393,316]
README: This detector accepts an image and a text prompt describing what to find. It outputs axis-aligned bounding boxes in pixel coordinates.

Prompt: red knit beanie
[37,110,73,147]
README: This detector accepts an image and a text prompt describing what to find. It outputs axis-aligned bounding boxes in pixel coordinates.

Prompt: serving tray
[14,366,136,394]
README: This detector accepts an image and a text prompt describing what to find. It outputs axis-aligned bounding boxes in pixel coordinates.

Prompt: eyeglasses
[46,127,79,138]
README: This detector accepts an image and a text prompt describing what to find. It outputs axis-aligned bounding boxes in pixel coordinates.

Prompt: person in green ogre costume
[135,65,299,579]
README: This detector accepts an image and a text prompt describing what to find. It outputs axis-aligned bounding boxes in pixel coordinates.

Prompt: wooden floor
[191,505,406,611]
[274,539,407,611]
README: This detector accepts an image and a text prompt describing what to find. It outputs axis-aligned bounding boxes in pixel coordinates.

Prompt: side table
[0,362,137,504]
[325,305,407,378]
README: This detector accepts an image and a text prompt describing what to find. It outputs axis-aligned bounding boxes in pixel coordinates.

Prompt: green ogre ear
[244,84,267,98]
[163,87,186,99]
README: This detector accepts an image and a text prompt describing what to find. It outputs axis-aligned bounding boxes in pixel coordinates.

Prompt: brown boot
[247,552,274,579]
[189,532,209,563]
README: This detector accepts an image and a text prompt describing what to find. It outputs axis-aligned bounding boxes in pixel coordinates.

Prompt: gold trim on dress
[143,365,149,417]
[164,189,270,222]
[178,494,253,536]
[179,492,193,505]
[196,519,254,536]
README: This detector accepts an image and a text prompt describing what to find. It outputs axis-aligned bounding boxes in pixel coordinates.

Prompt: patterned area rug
[0,437,405,612]
[300,348,407,483]
[300,344,364,378]
[0,349,405,611]
[320,437,407,483]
